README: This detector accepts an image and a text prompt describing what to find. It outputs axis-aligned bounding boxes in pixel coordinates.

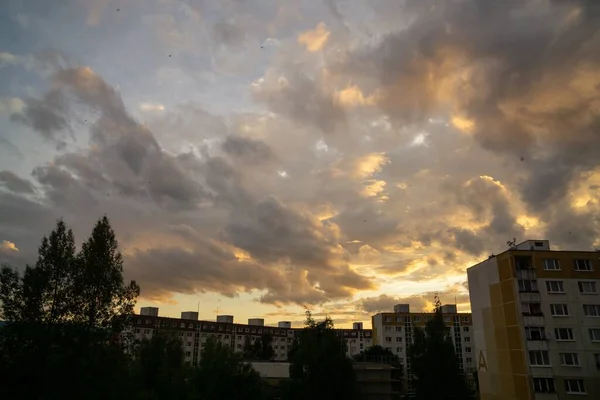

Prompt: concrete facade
[467,240,600,400]
[371,304,475,396]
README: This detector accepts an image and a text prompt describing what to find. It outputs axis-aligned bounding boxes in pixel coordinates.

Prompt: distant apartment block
[468,240,600,400]
[131,310,372,365]
[371,303,475,396]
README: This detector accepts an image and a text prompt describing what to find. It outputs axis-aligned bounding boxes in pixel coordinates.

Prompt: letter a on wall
[478,350,488,371]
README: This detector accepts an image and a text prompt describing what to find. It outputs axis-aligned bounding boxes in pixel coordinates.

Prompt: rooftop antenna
[507,237,517,248]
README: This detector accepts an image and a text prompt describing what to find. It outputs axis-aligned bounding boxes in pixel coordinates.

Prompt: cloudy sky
[1,0,599,328]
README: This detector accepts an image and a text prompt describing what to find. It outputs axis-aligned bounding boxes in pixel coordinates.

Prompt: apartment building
[371,303,475,395]
[131,310,372,365]
[467,240,600,400]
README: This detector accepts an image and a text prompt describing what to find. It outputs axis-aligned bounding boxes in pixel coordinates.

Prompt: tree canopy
[190,336,266,400]
[409,298,470,400]
[243,332,275,361]
[285,310,357,400]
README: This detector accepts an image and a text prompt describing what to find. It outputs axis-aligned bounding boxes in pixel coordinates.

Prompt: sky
[1,0,600,328]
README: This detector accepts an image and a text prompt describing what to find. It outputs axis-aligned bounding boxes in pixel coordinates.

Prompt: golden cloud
[298,22,330,52]
[352,153,389,179]
[451,115,475,133]
[336,85,378,107]
[1,240,19,252]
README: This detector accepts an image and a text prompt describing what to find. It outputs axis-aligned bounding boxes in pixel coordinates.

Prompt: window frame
[564,379,586,394]
[543,259,560,270]
[525,326,546,341]
[554,327,574,341]
[559,353,580,367]
[528,350,550,366]
[578,281,597,294]
[545,280,565,294]
[533,378,555,393]
[550,303,569,317]
[519,279,538,292]
[583,304,600,317]
[589,328,600,342]
[573,259,593,272]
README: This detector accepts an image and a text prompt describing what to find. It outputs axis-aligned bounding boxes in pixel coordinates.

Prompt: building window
[384,326,392,332]
[550,304,569,316]
[573,259,593,271]
[522,302,542,316]
[395,347,401,353]
[529,350,550,366]
[396,317,403,322]
[180,323,185,328]
[185,351,191,357]
[594,354,600,368]
[465,347,471,353]
[396,337,402,342]
[463,326,469,332]
[413,316,420,322]
[178,332,184,337]
[395,326,402,332]
[518,279,538,292]
[466,357,472,363]
[560,353,580,366]
[545,280,564,293]
[589,328,600,342]
[144,329,150,334]
[384,317,391,322]
[564,379,586,394]
[554,328,574,341]
[525,327,546,340]
[145,319,151,324]
[461,316,469,322]
[578,281,597,294]
[533,378,555,393]
[385,337,392,343]
[187,332,192,337]
[464,337,471,342]
[543,259,560,270]
[583,304,600,317]
[135,328,140,334]
[444,316,450,322]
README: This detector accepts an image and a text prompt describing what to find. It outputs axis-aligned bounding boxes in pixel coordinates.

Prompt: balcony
[515,256,534,271]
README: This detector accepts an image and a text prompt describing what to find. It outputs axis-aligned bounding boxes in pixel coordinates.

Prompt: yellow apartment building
[467,240,600,400]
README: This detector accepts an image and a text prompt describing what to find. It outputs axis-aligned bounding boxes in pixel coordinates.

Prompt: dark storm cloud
[252,70,345,133]
[125,242,285,300]
[4,65,375,305]
[10,89,69,146]
[221,135,275,164]
[212,20,247,48]
[0,171,35,194]
[16,67,208,210]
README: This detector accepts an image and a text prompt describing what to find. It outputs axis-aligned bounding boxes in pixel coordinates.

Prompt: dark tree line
[0,217,476,400]
[410,298,474,400]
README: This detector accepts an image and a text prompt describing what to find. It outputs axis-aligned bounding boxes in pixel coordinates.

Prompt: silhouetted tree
[190,337,265,400]
[284,311,357,400]
[410,298,469,400]
[131,331,189,400]
[0,217,140,400]
[243,333,275,361]
[72,216,139,332]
